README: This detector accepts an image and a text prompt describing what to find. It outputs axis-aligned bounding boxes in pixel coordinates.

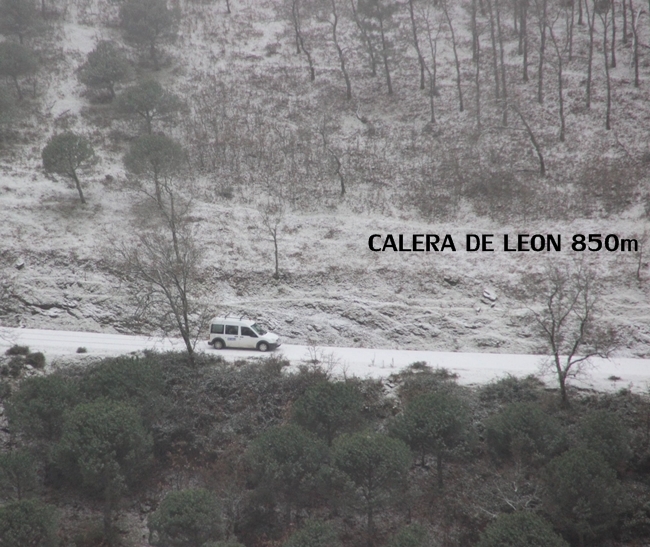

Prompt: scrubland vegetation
[1,351,650,546]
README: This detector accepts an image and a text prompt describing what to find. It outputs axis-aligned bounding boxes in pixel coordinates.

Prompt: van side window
[211,324,224,334]
[241,327,257,337]
[225,325,238,335]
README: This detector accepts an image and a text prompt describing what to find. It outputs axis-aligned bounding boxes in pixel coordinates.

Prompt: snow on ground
[2,327,648,394]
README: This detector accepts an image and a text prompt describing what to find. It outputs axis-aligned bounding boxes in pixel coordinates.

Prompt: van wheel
[213,339,225,350]
[257,342,269,352]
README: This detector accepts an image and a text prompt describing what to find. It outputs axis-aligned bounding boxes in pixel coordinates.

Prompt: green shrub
[247,424,327,511]
[397,366,459,403]
[479,374,544,403]
[25,352,45,369]
[292,381,364,445]
[5,344,29,356]
[0,449,38,500]
[333,432,411,542]
[8,355,24,377]
[7,374,79,441]
[53,400,153,494]
[485,402,564,465]
[387,523,431,547]
[283,519,341,547]
[79,356,166,407]
[0,499,58,547]
[544,447,623,544]
[390,391,466,486]
[148,489,222,547]
[476,512,569,547]
[577,410,631,469]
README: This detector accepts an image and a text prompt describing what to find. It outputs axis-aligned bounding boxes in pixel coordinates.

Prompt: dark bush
[479,374,544,403]
[0,499,58,547]
[283,519,341,547]
[292,380,364,445]
[577,410,631,470]
[485,402,565,466]
[148,489,222,547]
[25,352,45,369]
[387,523,431,547]
[7,374,79,441]
[6,344,29,356]
[476,512,569,547]
[544,447,623,544]
[8,355,24,377]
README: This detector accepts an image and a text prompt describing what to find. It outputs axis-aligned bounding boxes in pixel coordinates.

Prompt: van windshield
[251,323,267,335]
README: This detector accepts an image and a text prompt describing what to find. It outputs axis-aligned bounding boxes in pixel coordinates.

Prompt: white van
[208,316,281,352]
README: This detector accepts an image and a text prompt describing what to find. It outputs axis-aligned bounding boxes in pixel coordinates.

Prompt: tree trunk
[537,0,547,104]
[601,12,612,129]
[476,33,481,132]
[586,0,595,108]
[378,16,393,94]
[408,0,426,89]
[522,0,529,80]
[436,447,444,489]
[632,0,640,87]
[72,171,86,204]
[622,0,628,43]
[513,105,546,176]
[487,0,501,99]
[443,0,464,111]
[351,0,377,76]
[496,0,508,125]
[292,0,315,81]
[12,75,23,101]
[549,26,565,141]
[273,230,279,279]
[611,0,617,67]
[331,0,352,100]
[568,0,575,60]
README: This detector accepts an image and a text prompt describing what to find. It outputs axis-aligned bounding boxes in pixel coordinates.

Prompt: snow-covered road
[1,327,648,393]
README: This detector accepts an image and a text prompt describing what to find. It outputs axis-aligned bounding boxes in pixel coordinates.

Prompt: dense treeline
[1,352,649,546]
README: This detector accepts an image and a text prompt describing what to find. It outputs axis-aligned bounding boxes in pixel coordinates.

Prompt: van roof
[210,317,256,326]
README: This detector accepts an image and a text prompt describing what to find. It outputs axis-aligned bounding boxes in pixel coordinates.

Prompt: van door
[224,325,242,347]
[239,326,259,349]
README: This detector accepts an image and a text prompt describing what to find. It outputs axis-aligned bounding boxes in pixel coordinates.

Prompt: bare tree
[358,0,398,95]
[350,0,378,76]
[585,0,597,108]
[512,103,546,175]
[407,0,426,89]
[325,0,352,99]
[421,6,441,124]
[260,201,285,280]
[548,15,567,141]
[486,0,501,99]
[630,0,644,87]
[520,0,530,80]
[598,0,612,129]
[611,0,617,66]
[118,226,207,362]
[289,0,316,81]
[495,0,507,124]
[118,137,206,362]
[528,264,618,405]
[442,0,464,111]
[533,0,548,103]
